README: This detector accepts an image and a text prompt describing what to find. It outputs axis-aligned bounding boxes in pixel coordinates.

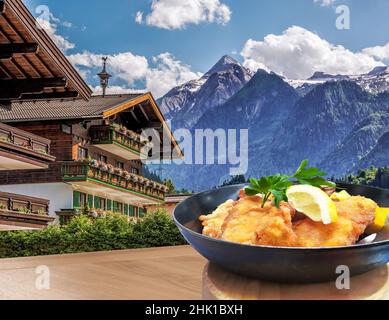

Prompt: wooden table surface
[0,246,206,300]
[0,246,388,300]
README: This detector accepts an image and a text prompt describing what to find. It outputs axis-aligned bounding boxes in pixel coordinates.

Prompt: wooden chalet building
[0,93,180,221]
[0,0,181,225]
[0,0,92,229]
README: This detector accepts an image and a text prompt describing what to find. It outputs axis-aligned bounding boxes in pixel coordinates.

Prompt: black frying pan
[173,183,389,283]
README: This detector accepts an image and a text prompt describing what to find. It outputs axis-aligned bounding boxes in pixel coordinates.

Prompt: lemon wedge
[286,185,338,225]
[330,190,352,201]
[365,207,389,235]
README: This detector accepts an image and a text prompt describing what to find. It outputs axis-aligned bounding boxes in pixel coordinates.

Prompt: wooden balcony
[90,125,147,160]
[61,161,168,205]
[0,192,54,230]
[0,123,55,170]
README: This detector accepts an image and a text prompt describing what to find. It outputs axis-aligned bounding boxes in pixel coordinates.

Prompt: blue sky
[24,0,389,97]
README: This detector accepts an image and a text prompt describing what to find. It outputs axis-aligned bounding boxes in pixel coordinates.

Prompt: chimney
[97,57,111,97]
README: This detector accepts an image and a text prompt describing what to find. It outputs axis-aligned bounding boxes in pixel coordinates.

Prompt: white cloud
[363,43,389,61]
[67,51,149,86]
[61,21,73,28]
[139,0,231,30]
[314,0,337,7]
[36,7,75,53]
[90,85,141,95]
[68,51,201,98]
[241,26,384,79]
[146,53,202,97]
[135,11,144,24]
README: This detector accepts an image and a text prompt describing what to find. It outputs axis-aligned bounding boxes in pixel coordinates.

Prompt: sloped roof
[0,92,184,159]
[0,0,92,104]
[0,94,143,122]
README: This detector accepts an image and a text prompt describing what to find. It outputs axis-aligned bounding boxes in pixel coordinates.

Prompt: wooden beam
[0,77,68,100]
[0,77,67,89]
[21,91,79,100]
[139,103,150,121]
[0,43,39,59]
[4,0,92,100]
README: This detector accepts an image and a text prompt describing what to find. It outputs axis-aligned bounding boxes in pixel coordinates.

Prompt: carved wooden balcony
[61,161,168,205]
[0,191,54,229]
[0,123,55,170]
[90,125,147,160]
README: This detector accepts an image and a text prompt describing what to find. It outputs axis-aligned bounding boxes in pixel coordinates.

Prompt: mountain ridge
[154,56,389,191]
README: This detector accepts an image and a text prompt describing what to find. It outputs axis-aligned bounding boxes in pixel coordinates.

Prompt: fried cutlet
[220,196,297,246]
[293,196,377,247]
[199,199,235,238]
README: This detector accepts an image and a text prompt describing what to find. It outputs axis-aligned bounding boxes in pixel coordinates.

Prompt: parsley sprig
[245,160,336,208]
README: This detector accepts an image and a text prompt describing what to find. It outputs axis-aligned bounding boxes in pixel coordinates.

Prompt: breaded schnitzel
[221,195,297,246]
[200,190,378,248]
[199,199,235,238]
[294,196,377,247]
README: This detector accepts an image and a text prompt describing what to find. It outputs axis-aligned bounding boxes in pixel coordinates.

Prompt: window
[98,154,107,163]
[131,167,139,175]
[78,147,88,160]
[99,198,106,210]
[79,192,87,207]
[116,161,124,169]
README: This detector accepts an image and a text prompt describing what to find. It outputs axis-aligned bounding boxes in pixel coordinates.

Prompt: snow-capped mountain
[287,66,389,95]
[153,57,389,191]
[351,66,389,94]
[158,55,253,129]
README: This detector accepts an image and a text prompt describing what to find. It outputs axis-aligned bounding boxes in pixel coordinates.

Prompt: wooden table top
[203,263,389,300]
[0,246,206,300]
[0,245,388,300]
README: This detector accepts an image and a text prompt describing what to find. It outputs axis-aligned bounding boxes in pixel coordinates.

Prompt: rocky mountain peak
[203,55,251,78]
[367,66,389,76]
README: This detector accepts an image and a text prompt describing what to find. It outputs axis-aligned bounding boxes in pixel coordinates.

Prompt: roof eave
[4,0,92,100]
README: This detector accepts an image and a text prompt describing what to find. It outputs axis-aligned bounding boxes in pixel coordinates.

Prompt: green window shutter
[73,191,80,208]
[129,205,134,217]
[94,196,100,209]
[107,199,112,211]
[88,195,94,208]
[124,204,129,216]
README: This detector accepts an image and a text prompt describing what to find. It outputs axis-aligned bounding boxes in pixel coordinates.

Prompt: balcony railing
[0,123,54,161]
[90,124,147,156]
[61,161,168,201]
[0,192,49,215]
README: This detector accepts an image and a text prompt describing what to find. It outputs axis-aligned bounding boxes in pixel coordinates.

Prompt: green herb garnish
[245,160,336,208]
[291,159,336,188]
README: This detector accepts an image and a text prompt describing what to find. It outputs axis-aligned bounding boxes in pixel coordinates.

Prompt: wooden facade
[0,1,180,225]
[0,94,180,220]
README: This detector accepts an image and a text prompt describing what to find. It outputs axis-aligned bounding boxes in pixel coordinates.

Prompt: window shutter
[88,195,94,208]
[107,199,112,211]
[124,204,129,216]
[94,196,100,209]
